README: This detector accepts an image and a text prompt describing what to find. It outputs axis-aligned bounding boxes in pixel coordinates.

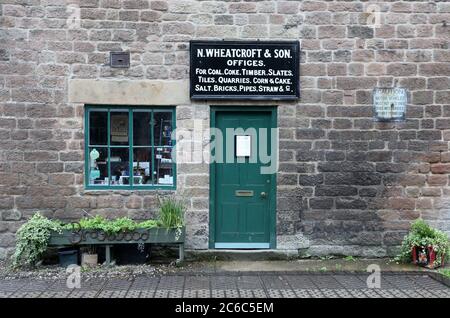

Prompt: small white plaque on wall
[373,87,407,122]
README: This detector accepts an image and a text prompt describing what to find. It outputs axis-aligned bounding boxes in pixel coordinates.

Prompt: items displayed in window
[88,147,107,185]
[133,148,152,185]
[110,148,129,186]
[155,147,173,185]
[110,112,129,145]
[86,107,175,189]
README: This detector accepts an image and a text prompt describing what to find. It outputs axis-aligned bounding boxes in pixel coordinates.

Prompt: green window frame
[84,105,176,190]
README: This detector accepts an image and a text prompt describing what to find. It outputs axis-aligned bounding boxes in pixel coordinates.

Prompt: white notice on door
[236,135,251,157]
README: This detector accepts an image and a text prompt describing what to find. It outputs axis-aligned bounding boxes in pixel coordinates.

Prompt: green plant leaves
[13,203,186,268]
[13,212,63,268]
[67,216,162,233]
[158,197,185,229]
[137,220,159,229]
[396,218,450,267]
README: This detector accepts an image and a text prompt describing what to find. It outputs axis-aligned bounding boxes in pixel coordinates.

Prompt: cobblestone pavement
[0,272,449,298]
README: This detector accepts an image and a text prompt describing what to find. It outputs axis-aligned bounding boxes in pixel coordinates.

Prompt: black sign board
[190,41,300,100]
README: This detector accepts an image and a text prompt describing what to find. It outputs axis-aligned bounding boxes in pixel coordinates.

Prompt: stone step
[186,249,299,261]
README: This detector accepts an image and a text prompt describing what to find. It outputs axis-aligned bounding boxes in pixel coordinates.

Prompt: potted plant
[80,245,98,268]
[158,196,185,236]
[396,219,450,269]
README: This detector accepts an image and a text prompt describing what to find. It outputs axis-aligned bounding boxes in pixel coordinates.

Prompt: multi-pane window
[85,107,175,189]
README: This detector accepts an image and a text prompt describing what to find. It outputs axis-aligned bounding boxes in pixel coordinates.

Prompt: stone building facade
[1,0,450,259]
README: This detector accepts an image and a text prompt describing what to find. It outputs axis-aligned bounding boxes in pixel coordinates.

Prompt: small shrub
[396,219,450,267]
[13,213,63,268]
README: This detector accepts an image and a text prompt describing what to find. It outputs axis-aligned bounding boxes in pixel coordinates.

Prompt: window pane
[89,111,107,145]
[154,147,173,185]
[154,111,173,146]
[86,108,175,189]
[88,147,108,185]
[133,148,152,185]
[133,111,151,146]
[110,111,129,146]
[110,148,130,186]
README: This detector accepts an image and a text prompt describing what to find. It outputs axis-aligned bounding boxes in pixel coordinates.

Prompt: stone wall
[1,0,450,258]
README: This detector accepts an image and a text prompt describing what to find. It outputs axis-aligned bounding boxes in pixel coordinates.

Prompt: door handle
[260,192,267,198]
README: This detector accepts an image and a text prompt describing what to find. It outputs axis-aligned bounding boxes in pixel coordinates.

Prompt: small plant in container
[158,196,185,228]
[158,196,186,240]
[80,245,98,268]
[396,219,450,269]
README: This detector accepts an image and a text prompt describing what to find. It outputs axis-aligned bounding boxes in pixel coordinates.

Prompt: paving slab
[1,271,447,298]
[214,259,428,272]
[0,260,449,298]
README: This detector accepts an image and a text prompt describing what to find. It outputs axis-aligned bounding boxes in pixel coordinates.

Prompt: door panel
[219,202,239,233]
[214,111,273,247]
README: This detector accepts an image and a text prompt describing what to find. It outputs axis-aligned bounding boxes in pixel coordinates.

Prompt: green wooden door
[213,110,274,248]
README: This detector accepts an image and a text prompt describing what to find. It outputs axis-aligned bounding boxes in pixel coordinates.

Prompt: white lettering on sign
[191,41,299,99]
[274,49,292,58]
[196,48,294,59]
[373,87,407,121]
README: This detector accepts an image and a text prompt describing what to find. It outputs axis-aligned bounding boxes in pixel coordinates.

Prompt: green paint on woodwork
[210,108,277,248]
[83,105,176,190]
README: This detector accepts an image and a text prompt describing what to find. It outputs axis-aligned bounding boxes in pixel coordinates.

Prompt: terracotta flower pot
[81,253,98,268]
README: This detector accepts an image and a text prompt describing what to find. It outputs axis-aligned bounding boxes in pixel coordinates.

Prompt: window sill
[83,186,176,195]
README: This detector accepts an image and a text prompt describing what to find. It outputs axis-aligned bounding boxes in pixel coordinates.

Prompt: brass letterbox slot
[235,190,254,197]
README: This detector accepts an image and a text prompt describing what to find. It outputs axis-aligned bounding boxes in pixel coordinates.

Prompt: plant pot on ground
[81,246,98,268]
[396,219,450,269]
